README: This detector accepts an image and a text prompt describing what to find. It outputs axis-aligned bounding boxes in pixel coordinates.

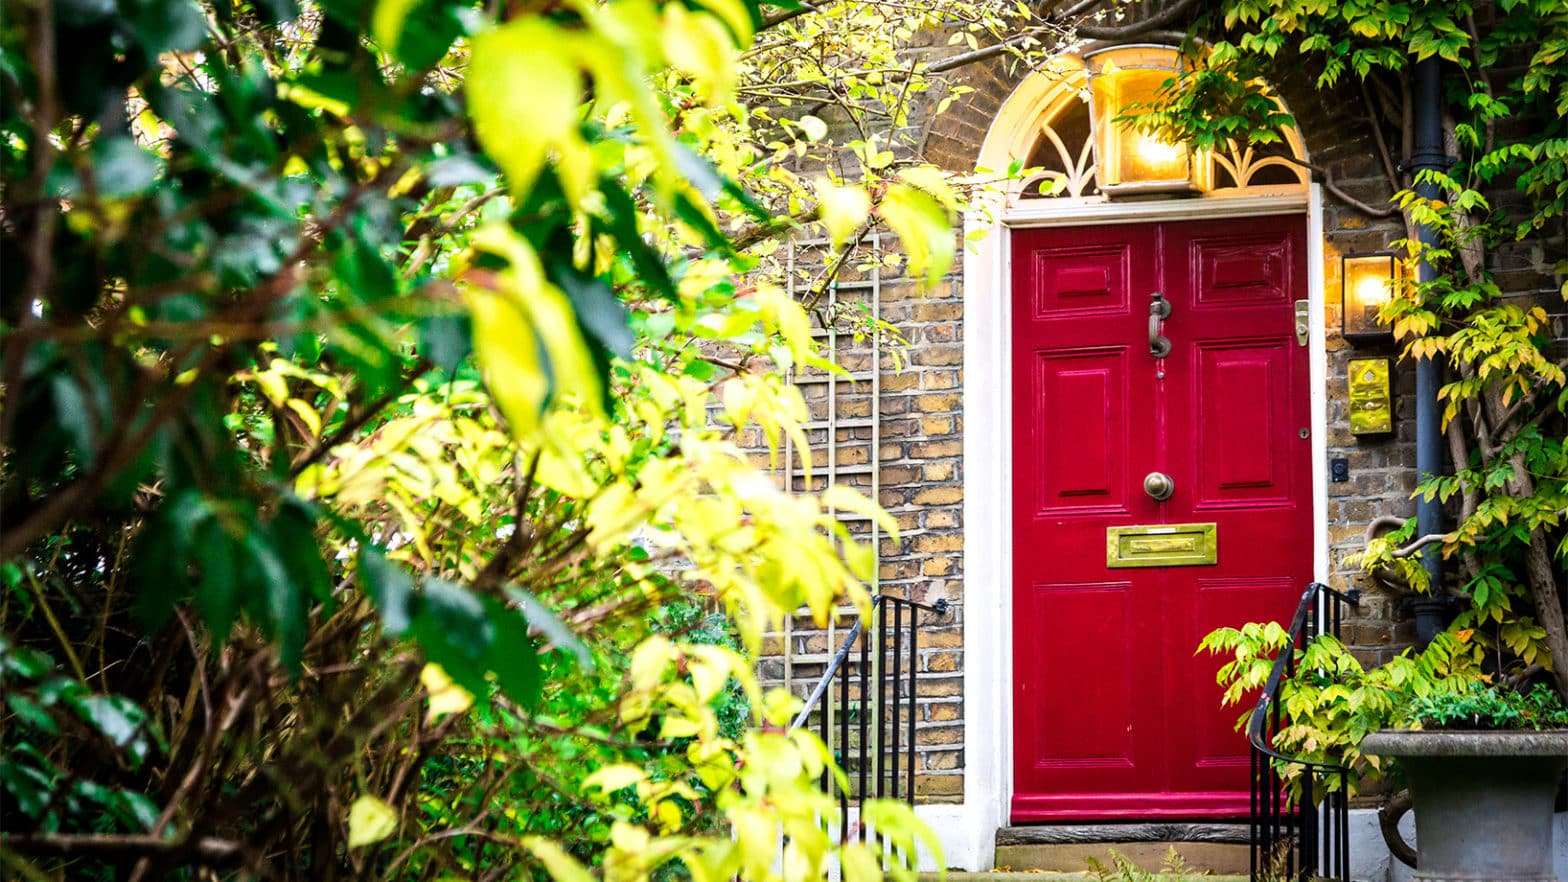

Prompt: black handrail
[1248,581,1361,882]
[789,594,951,841]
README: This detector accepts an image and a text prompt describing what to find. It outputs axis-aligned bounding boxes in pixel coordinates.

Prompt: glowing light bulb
[1137,134,1183,166]
[1355,274,1390,306]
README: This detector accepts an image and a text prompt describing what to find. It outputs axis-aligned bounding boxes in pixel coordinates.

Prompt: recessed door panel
[1194,340,1293,507]
[1034,348,1128,514]
[1027,581,1135,767]
[1191,232,1293,306]
[1031,244,1131,318]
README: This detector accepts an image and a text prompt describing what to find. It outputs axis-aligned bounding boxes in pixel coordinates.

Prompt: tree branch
[1379,789,1419,869]
[0,833,245,865]
[1387,531,1451,559]
[1279,155,1401,217]
[1076,0,1200,39]
[761,0,822,30]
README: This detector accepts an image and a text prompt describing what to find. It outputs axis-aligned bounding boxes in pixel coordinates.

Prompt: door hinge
[1293,300,1311,347]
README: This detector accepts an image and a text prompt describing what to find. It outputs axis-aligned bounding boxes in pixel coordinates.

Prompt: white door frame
[922,186,1329,871]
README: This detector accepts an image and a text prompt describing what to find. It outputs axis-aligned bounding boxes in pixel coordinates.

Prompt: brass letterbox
[1348,357,1393,436]
[1106,522,1218,568]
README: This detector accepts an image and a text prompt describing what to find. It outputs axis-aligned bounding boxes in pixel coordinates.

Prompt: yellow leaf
[420,663,474,720]
[815,181,870,248]
[841,843,882,882]
[372,0,420,57]
[753,285,813,364]
[821,484,898,539]
[583,764,647,794]
[522,837,597,882]
[630,635,675,690]
[467,20,584,201]
[879,183,954,287]
[685,644,736,703]
[662,6,737,104]
[574,2,680,205]
[464,227,604,441]
[659,714,704,739]
[284,398,322,438]
[280,82,351,117]
[897,165,959,214]
[694,0,755,43]
[799,115,829,142]
[347,795,398,848]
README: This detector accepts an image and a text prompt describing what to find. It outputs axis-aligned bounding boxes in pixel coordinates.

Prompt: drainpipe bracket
[1395,154,1458,175]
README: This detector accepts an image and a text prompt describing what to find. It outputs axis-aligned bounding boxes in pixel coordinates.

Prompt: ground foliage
[0,0,1137,878]
[1163,0,1568,798]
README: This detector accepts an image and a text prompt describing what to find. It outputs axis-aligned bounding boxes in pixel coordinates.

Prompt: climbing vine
[1161,0,1568,832]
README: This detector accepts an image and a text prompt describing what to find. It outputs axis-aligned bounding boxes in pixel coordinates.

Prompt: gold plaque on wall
[1348,357,1393,435]
[1106,522,1218,568]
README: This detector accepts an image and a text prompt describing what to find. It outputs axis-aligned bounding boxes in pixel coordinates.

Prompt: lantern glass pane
[1094,68,1189,186]
[1343,254,1395,337]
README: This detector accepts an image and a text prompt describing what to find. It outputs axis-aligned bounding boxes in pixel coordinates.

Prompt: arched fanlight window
[999,45,1309,205]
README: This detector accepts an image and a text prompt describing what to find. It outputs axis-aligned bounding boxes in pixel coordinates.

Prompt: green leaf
[480,596,542,707]
[424,155,497,187]
[131,491,213,630]
[6,693,58,734]
[71,695,146,758]
[548,257,634,359]
[244,529,305,672]
[506,586,593,670]
[126,0,208,56]
[417,312,473,376]
[409,578,493,694]
[191,519,240,639]
[359,546,415,636]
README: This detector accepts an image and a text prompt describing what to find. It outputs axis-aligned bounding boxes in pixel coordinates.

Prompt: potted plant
[1361,683,1568,882]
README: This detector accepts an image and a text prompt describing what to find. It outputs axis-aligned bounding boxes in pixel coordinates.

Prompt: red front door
[1009,214,1311,821]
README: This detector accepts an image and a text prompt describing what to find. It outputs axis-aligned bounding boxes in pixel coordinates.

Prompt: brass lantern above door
[1084,45,1205,195]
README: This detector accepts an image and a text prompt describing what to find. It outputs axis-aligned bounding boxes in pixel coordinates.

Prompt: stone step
[993,825,1253,876]
[923,874,1246,882]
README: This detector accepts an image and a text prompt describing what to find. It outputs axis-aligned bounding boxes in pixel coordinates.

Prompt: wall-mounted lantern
[1340,251,1399,345]
[1084,46,1200,195]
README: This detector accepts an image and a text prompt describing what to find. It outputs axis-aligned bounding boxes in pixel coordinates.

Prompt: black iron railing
[789,594,951,841]
[1249,581,1361,882]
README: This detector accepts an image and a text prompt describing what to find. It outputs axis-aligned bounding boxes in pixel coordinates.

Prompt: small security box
[1348,357,1393,435]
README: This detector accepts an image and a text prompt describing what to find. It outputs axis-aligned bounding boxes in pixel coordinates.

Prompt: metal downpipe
[1411,56,1448,646]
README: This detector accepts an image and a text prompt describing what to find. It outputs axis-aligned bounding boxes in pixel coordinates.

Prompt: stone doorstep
[922,875,1247,882]
[992,827,1253,877]
[992,842,1251,876]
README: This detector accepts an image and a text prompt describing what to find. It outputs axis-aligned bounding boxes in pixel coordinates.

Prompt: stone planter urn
[1361,730,1568,882]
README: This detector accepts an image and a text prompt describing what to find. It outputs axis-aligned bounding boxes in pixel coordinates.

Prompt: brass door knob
[1143,471,1175,501]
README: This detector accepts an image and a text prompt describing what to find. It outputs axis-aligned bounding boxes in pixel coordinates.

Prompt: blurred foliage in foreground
[0,0,1096,877]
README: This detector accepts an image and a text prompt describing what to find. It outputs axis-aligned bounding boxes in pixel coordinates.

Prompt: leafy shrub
[1401,683,1568,731]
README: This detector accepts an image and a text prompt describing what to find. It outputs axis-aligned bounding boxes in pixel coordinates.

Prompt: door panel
[1011,215,1310,822]
[1034,349,1129,513]
[1192,341,1291,506]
